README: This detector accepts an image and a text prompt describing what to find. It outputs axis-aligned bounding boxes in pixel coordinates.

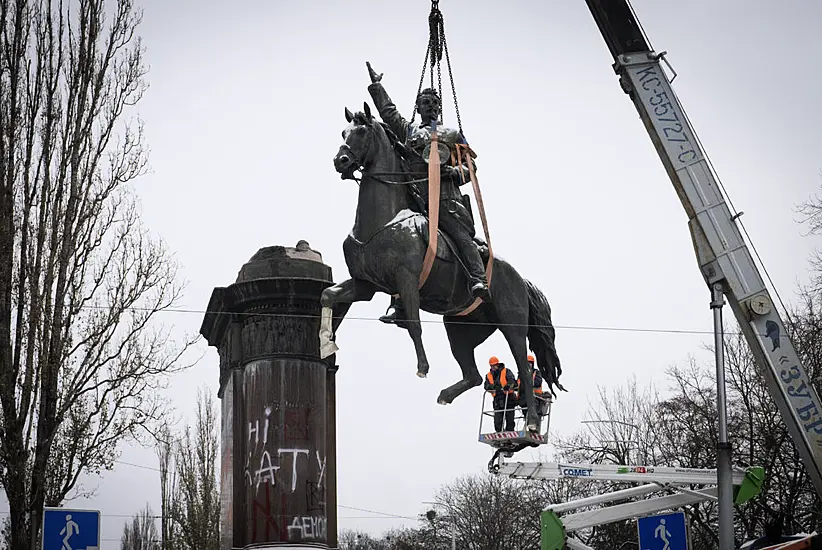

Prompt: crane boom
[583,0,822,497]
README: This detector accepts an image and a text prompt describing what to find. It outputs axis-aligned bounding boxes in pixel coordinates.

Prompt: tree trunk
[6,462,28,550]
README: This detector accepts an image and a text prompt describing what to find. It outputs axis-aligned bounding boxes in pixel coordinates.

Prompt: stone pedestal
[200,241,338,549]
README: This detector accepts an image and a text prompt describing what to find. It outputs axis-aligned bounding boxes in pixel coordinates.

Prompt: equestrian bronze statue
[318,63,565,432]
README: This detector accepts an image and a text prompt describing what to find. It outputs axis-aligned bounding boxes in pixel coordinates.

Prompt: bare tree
[120,504,160,550]
[434,473,544,550]
[553,376,660,466]
[796,176,822,291]
[338,530,390,550]
[168,388,220,550]
[155,423,174,550]
[339,474,544,549]
[340,515,458,550]
[381,527,427,550]
[0,0,193,547]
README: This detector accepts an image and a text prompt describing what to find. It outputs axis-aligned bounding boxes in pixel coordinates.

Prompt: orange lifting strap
[416,133,494,316]
[418,131,441,287]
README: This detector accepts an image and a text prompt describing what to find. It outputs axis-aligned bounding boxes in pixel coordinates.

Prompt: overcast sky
[25,0,822,546]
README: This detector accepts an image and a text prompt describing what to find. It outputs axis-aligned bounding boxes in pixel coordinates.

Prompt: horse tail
[524,279,565,396]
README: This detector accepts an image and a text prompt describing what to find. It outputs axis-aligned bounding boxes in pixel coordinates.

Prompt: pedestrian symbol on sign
[59,514,79,550]
[637,511,688,550]
[654,518,672,550]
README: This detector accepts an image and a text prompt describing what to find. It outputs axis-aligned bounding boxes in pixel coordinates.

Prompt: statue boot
[379,296,408,327]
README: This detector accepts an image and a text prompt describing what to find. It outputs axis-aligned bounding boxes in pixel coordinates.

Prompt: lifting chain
[411,0,464,136]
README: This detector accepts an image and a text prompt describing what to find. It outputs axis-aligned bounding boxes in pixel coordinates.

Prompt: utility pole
[712,283,735,549]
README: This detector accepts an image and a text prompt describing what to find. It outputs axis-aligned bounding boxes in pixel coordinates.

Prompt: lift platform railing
[477,389,553,451]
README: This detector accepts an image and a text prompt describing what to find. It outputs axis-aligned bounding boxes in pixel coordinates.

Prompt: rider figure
[366,61,491,324]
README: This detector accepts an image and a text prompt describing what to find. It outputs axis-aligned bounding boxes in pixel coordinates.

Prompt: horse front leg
[396,275,430,378]
[319,278,375,359]
[439,317,495,405]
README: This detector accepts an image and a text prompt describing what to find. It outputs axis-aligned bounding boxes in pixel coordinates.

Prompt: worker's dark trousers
[493,396,515,432]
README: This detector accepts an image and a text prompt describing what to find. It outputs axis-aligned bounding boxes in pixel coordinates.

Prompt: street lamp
[423,502,456,550]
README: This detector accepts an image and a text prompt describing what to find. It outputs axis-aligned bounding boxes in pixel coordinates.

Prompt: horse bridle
[340,123,429,186]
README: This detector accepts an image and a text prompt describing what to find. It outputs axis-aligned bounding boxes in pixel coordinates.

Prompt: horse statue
[318,103,565,431]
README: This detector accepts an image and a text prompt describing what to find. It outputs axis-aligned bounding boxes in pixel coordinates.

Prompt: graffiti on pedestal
[245,406,326,493]
[287,515,328,541]
[246,404,327,544]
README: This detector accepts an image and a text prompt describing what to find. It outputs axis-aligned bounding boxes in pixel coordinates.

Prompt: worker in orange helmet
[518,354,547,430]
[483,356,517,432]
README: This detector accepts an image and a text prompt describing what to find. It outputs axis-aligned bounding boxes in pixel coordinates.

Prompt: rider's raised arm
[368,82,410,141]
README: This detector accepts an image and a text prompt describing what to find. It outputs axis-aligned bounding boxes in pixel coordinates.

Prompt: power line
[114,459,160,472]
[337,505,417,521]
[338,516,417,519]
[78,304,758,338]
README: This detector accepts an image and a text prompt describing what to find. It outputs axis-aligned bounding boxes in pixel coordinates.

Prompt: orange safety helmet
[527,354,535,362]
[488,356,500,366]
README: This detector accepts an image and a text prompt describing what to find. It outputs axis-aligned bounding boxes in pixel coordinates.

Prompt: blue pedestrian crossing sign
[42,508,100,550]
[637,511,689,550]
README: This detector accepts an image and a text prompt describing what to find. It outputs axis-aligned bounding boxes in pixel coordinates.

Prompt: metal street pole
[451,518,456,550]
[711,283,735,549]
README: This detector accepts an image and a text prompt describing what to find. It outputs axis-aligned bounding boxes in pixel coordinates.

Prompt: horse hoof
[437,391,452,405]
[417,371,427,378]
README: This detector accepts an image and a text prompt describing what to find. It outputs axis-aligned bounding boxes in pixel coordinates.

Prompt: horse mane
[352,110,415,164]
[352,111,370,127]
[378,121,416,166]
[377,121,400,147]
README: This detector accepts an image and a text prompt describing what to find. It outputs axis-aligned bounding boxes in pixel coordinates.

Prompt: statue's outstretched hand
[366,61,383,84]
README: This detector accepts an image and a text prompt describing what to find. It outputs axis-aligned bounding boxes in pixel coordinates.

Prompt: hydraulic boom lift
[495,460,764,550]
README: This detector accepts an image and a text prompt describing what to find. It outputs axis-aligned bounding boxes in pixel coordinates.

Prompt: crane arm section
[583,0,822,497]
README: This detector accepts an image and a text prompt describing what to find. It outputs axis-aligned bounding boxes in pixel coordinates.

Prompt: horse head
[333,102,386,180]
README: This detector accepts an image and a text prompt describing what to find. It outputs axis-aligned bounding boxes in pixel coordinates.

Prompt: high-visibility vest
[517,372,544,395]
[487,368,515,395]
